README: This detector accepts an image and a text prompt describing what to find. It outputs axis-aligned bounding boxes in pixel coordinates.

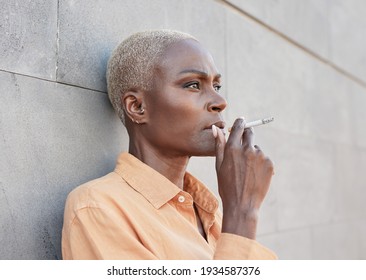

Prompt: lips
[205,120,226,130]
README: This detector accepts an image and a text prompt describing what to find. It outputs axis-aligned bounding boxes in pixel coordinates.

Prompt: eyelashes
[184,81,222,92]
[214,84,222,92]
[185,81,200,90]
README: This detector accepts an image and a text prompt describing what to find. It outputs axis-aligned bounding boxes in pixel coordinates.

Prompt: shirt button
[178,195,185,203]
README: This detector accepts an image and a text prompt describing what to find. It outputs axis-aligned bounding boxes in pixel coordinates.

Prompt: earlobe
[123,90,147,124]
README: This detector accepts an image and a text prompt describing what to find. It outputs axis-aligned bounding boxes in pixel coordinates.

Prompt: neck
[129,141,189,189]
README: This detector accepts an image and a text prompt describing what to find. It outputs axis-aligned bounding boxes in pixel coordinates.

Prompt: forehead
[157,39,219,77]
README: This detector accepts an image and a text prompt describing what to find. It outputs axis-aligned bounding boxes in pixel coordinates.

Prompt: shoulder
[64,171,133,213]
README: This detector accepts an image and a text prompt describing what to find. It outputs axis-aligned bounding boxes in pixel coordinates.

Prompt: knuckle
[255,148,264,157]
[265,158,275,171]
[215,142,223,149]
[244,127,255,138]
[243,147,256,158]
[246,127,254,134]
[225,140,240,149]
[224,144,241,155]
[264,156,273,164]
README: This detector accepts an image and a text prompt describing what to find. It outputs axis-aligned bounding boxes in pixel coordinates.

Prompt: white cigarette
[245,117,274,128]
[228,117,274,132]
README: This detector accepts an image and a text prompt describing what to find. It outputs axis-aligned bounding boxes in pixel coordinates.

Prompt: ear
[122,90,147,124]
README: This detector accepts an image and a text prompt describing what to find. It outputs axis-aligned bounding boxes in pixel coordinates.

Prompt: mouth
[204,120,226,132]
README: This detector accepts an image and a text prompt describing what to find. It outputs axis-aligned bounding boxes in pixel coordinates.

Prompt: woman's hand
[213,117,274,239]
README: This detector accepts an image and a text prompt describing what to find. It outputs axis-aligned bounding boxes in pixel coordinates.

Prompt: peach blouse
[62,152,276,260]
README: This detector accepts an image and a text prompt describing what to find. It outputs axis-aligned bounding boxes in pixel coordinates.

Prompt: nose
[208,92,227,113]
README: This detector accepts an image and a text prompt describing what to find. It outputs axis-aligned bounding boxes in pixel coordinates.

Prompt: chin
[189,146,216,157]
[184,138,216,157]
[191,152,215,157]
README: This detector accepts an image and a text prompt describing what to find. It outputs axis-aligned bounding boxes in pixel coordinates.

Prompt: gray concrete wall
[1,0,365,259]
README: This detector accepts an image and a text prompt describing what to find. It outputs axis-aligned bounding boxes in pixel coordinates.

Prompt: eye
[184,82,200,90]
[214,84,222,92]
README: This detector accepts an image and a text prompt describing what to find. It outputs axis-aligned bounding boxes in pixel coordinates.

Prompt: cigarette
[228,117,274,132]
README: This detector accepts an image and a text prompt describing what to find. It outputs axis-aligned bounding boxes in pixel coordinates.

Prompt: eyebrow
[178,69,221,79]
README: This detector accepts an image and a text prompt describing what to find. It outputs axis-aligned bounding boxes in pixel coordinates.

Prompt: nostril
[208,95,227,112]
[211,106,221,112]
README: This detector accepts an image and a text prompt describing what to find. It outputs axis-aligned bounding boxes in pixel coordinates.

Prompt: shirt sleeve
[213,233,277,260]
[62,206,158,260]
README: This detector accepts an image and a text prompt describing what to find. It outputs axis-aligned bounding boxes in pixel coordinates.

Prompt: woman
[62,30,276,259]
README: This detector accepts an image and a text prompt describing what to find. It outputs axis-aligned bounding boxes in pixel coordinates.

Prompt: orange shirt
[62,152,276,259]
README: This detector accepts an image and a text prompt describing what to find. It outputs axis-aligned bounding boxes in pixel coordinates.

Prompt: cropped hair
[107,30,196,124]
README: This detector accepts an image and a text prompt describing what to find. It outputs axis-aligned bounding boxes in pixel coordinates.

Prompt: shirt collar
[113,152,219,213]
[184,173,219,214]
[114,152,181,209]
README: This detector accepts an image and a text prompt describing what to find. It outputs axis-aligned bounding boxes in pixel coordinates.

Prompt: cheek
[170,105,204,138]
[146,97,215,156]
[150,93,201,129]
[159,107,199,138]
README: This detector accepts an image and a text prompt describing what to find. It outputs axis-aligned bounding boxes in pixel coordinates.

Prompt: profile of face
[132,39,227,157]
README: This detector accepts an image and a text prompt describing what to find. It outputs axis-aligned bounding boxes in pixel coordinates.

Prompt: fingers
[254,145,275,175]
[226,117,245,148]
[227,117,254,151]
[242,127,254,150]
[212,125,226,172]
[215,117,273,173]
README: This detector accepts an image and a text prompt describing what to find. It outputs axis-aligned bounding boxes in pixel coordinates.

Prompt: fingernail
[212,125,218,138]
[239,118,246,128]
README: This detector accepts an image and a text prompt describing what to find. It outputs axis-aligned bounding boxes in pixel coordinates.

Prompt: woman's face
[143,39,227,157]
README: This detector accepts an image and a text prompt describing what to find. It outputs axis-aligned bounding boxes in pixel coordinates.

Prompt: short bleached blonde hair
[107,29,196,124]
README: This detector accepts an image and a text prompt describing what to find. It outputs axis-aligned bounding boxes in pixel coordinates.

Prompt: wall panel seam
[216,0,366,90]
[55,0,60,81]
[0,69,106,94]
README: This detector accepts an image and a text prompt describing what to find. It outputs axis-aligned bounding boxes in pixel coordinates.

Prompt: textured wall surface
[1,0,365,259]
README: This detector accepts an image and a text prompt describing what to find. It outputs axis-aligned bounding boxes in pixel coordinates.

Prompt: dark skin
[122,39,274,240]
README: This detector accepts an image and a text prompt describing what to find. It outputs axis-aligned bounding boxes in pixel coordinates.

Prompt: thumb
[212,125,226,172]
